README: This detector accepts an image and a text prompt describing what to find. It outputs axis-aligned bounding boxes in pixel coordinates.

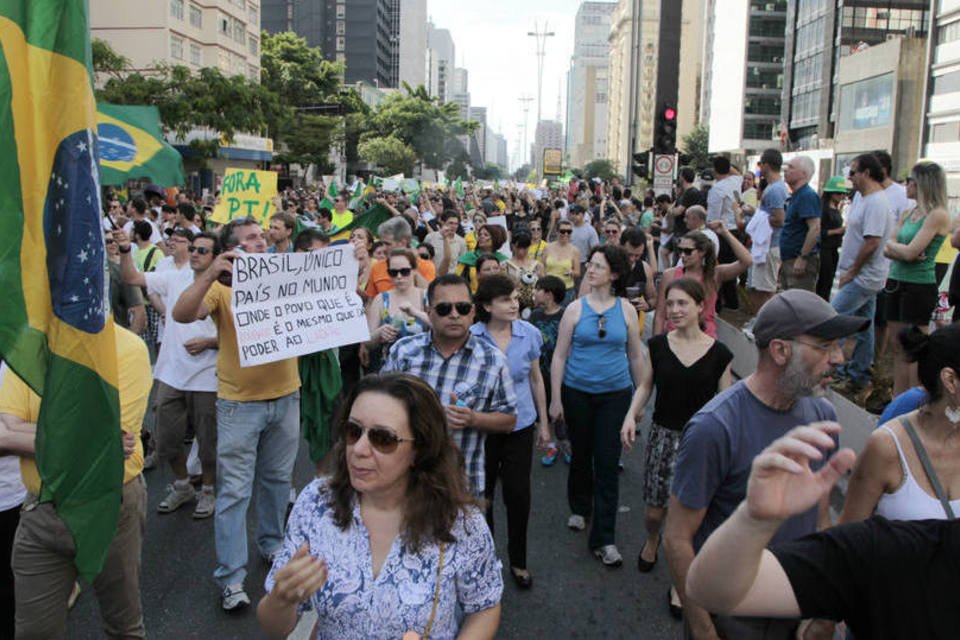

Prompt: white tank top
[874,424,960,521]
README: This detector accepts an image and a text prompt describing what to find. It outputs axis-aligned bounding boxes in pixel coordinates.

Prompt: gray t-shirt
[423,230,467,274]
[671,381,837,551]
[706,175,743,229]
[570,222,599,261]
[837,190,895,291]
[761,179,789,247]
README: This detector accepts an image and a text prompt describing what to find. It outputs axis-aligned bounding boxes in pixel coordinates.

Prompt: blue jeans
[213,392,300,588]
[830,281,877,385]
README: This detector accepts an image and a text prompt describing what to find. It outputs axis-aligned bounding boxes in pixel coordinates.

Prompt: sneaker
[157,482,194,513]
[193,487,215,519]
[221,584,250,612]
[567,514,586,531]
[541,447,559,467]
[593,544,623,567]
[142,449,157,471]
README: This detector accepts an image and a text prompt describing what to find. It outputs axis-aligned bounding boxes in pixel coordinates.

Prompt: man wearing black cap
[663,289,868,640]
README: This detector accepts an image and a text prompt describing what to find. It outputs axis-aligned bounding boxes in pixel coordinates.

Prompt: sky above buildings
[428,0,588,169]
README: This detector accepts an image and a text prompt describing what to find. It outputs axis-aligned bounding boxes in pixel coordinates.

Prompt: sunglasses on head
[597,315,607,339]
[679,247,696,255]
[387,267,412,277]
[188,246,212,255]
[433,301,473,316]
[345,421,414,454]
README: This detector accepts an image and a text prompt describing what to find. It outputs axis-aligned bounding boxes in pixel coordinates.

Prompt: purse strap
[901,416,956,520]
[422,543,445,640]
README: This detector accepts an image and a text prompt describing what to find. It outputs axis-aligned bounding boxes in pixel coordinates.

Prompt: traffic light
[632,149,651,179]
[655,104,677,154]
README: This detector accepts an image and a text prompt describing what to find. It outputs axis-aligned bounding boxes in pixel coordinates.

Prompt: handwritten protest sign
[230,248,369,367]
[211,168,278,227]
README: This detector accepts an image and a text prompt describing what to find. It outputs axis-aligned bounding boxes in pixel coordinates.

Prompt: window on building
[171,0,184,20]
[229,0,245,8]
[248,4,258,25]
[938,19,960,45]
[232,18,245,43]
[189,4,202,28]
[933,69,960,95]
[931,120,960,143]
[219,16,229,34]
[190,42,201,65]
[336,20,346,35]
[170,35,184,60]
[336,4,346,18]
[248,35,258,55]
[336,36,345,51]
[743,120,776,140]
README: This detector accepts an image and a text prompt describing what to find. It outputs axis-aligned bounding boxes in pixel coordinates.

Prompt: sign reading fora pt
[210,168,278,227]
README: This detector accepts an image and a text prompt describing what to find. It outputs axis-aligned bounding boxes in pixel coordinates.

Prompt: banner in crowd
[0,0,123,580]
[230,248,369,366]
[210,168,278,227]
[96,103,185,187]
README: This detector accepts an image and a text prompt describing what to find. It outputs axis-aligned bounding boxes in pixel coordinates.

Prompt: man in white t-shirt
[118,230,220,519]
[121,198,163,244]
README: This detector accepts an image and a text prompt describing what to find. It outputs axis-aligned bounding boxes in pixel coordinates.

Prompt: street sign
[652,153,675,196]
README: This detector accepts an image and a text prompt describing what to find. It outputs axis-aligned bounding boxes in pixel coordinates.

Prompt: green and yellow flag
[319,181,338,209]
[96,103,184,186]
[0,1,123,579]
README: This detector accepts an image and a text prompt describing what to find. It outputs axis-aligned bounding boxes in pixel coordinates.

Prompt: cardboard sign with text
[211,168,278,227]
[230,248,369,366]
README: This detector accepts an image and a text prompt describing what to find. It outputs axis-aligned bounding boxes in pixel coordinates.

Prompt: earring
[946,403,960,426]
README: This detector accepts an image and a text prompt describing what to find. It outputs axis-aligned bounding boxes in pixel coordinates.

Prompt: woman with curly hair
[457,224,508,293]
[258,373,503,639]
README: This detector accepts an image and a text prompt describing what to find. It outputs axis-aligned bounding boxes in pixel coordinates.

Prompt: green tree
[357,135,417,175]
[583,159,618,181]
[473,162,503,180]
[681,125,710,170]
[513,164,532,182]
[363,84,477,171]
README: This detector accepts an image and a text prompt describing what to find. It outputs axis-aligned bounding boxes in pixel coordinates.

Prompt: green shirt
[888,214,945,284]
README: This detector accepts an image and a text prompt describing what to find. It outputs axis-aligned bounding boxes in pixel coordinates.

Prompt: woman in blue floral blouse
[258,373,503,639]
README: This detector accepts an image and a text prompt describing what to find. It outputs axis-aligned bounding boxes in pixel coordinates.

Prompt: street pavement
[67,400,682,639]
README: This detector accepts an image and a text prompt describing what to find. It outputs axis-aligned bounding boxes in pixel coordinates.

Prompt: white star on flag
[77,249,88,263]
[77,141,87,153]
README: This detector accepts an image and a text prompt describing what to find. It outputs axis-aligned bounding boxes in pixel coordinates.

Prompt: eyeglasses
[791,338,839,354]
[679,247,696,255]
[558,229,572,235]
[105,238,117,245]
[418,253,431,260]
[597,315,607,339]
[847,169,860,178]
[188,246,212,255]
[433,301,473,316]
[345,421,415,454]
[387,267,412,277]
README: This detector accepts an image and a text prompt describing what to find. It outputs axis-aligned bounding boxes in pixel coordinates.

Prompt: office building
[923,0,960,198]
[398,0,427,88]
[427,22,456,102]
[567,1,616,168]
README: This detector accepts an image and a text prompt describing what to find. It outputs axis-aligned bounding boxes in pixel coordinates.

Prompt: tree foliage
[362,84,477,170]
[681,125,711,170]
[473,162,503,180]
[357,135,417,176]
[583,159,619,181]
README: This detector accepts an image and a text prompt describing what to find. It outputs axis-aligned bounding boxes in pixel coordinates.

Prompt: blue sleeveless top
[563,298,632,393]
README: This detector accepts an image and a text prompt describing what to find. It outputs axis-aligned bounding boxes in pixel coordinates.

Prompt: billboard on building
[543,148,563,176]
[838,73,895,131]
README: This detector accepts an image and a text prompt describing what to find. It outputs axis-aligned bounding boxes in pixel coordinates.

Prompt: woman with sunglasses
[364,249,430,372]
[541,220,581,304]
[471,275,550,590]
[550,244,650,567]
[653,226,752,338]
[527,219,548,262]
[620,277,732,617]
[882,161,952,397]
[258,373,503,639]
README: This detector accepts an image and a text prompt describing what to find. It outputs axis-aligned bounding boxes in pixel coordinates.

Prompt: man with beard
[663,290,867,640]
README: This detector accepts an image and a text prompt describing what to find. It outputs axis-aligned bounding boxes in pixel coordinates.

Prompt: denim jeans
[213,392,300,588]
[830,281,877,385]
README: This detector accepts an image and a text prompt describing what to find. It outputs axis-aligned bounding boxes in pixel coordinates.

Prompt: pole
[518,95,533,168]
[528,22,556,129]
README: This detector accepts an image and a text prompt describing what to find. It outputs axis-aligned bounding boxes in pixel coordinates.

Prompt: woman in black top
[620,277,733,616]
[816,178,847,302]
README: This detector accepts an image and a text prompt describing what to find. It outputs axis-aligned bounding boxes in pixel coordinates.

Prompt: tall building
[703,0,787,154]
[426,22,455,102]
[922,0,960,199]
[534,120,565,175]
[398,0,427,88]
[782,0,930,150]
[468,106,488,167]
[566,2,616,168]
[451,67,471,114]
[92,0,262,82]
[262,0,427,88]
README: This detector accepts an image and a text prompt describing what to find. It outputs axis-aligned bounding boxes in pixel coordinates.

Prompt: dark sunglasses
[387,267,412,277]
[105,238,117,245]
[188,246,212,255]
[597,315,607,339]
[345,421,414,454]
[558,229,572,235]
[433,301,473,316]
[418,253,431,260]
[679,247,696,255]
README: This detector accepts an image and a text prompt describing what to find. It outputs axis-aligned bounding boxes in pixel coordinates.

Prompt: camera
[217,246,244,286]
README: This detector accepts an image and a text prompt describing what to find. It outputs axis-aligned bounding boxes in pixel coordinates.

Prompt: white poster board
[230,248,369,367]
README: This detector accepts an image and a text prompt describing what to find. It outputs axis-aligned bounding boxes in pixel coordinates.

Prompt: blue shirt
[381,332,517,495]
[470,320,543,430]
[562,298,632,394]
[878,387,927,426]
[671,381,837,551]
[762,179,789,247]
[779,183,821,260]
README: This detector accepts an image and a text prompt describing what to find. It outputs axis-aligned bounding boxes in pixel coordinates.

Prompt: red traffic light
[663,107,676,121]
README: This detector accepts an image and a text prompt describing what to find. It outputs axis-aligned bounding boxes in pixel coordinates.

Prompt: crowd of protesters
[0,149,959,639]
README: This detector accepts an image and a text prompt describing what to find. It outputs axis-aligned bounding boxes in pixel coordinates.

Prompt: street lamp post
[527,22,555,128]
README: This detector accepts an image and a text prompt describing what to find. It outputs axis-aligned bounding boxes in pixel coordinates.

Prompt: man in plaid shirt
[382,274,517,494]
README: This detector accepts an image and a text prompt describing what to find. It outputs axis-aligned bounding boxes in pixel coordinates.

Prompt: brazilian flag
[0,1,124,579]
[97,103,185,186]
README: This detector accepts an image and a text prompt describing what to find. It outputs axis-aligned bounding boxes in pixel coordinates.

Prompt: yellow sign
[543,148,563,176]
[210,168,278,227]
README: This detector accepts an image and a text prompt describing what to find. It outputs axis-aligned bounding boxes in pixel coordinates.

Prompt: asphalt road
[67,400,681,639]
